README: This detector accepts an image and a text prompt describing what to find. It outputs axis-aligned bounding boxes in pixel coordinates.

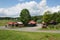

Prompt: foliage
[56,11,60,23]
[0,30,60,40]
[20,9,31,26]
[47,24,60,30]
[47,25,56,30]
[55,23,60,29]
[43,11,52,23]
[31,15,43,23]
[37,20,42,23]
[51,11,60,23]
[0,17,18,20]
[42,11,60,24]
[31,16,38,21]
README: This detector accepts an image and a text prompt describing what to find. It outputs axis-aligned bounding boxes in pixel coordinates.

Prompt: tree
[43,11,52,23]
[56,11,60,23]
[20,9,31,26]
[31,16,38,21]
[52,12,58,20]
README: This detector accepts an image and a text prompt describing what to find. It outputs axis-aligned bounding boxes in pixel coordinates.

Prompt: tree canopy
[20,9,31,26]
[43,11,60,23]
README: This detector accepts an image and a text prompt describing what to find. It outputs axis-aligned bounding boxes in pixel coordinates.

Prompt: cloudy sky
[0,0,60,17]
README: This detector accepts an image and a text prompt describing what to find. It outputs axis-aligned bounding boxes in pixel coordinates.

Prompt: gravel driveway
[0,24,60,33]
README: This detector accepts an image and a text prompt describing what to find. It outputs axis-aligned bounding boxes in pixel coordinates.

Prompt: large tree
[20,9,31,26]
[43,11,52,23]
[55,11,60,23]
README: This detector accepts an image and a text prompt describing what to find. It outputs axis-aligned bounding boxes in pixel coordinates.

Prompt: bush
[55,23,60,29]
[47,23,60,30]
[47,25,55,29]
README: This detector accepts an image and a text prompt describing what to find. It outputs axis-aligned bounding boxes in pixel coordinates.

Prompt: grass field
[0,30,60,40]
[40,24,60,30]
[0,20,16,26]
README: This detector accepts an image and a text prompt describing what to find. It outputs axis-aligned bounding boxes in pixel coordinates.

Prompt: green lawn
[0,30,60,40]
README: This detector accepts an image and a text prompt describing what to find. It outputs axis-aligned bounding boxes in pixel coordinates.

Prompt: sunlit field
[0,30,60,40]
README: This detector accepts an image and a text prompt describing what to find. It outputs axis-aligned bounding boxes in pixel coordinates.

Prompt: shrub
[47,23,60,30]
[55,23,60,29]
[48,25,55,28]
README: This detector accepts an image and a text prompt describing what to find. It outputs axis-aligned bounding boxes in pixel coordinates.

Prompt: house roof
[17,22,23,24]
[28,20,36,24]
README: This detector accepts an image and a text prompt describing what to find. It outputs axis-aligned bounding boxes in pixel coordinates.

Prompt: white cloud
[0,0,60,17]
[44,6,60,13]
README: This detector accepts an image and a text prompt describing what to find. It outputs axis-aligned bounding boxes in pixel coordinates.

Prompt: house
[28,20,36,26]
[17,22,24,27]
[5,22,24,27]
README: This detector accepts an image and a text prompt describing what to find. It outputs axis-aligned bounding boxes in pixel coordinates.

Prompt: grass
[0,30,60,40]
[40,24,60,30]
[0,20,16,26]
[40,28,60,30]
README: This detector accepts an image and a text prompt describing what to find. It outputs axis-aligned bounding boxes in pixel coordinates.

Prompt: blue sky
[0,0,60,17]
[47,0,60,7]
[0,0,40,8]
[0,0,60,8]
